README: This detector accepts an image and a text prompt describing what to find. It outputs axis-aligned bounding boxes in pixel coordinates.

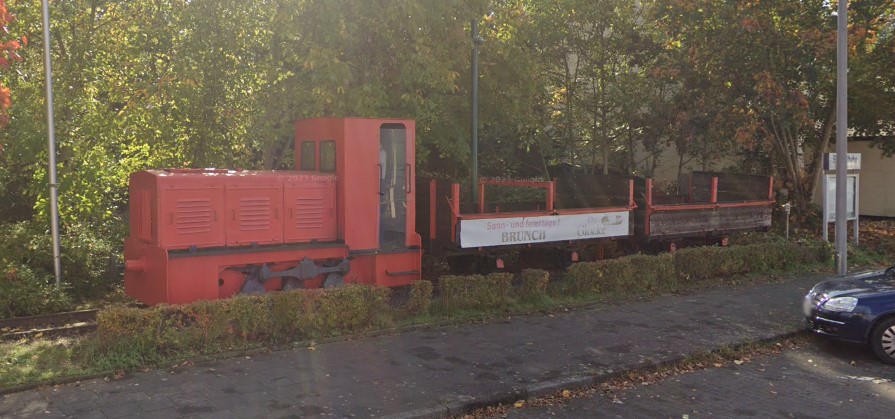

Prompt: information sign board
[459,212,629,248]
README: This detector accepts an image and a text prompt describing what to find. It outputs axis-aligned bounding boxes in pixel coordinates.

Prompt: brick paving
[2,277,820,418]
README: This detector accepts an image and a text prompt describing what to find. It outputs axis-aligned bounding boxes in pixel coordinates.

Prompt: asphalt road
[498,335,895,419]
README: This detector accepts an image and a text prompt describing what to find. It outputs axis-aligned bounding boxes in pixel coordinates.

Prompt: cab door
[379,124,408,250]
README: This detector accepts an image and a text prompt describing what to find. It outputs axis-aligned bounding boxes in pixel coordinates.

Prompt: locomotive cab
[294,118,422,287]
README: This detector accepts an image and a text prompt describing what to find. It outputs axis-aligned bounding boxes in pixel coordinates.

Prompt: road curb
[394,328,805,419]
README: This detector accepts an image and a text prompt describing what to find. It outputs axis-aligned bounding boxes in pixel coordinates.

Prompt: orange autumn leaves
[0,0,21,128]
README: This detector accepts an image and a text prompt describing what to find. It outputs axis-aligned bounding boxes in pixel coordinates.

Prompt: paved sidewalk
[503,336,895,418]
[2,277,818,418]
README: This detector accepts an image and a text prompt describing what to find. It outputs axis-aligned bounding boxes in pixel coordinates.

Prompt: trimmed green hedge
[627,253,676,292]
[565,253,675,296]
[94,285,390,358]
[440,273,513,311]
[517,269,550,302]
[567,240,830,295]
[88,238,831,368]
[675,240,831,281]
[405,280,434,315]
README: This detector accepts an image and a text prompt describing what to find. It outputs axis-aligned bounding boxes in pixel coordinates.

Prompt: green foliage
[673,246,747,281]
[626,253,676,293]
[565,240,830,296]
[879,239,895,259]
[563,255,670,296]
[0,0,885,313]
[564,262,603,296]
[93,305,165,361]
[674,240,832,282]
[317,285,391,334]
[0,265,73,318]
[93,285,392,361]
[0,0,892,230]
[9,235,843,388]
[517,269,550,302]
[651,0,895,216]
[439,273,513,312]
[405,280,434,315]
[781,238,833,266]
[269,289,319,341]
[0,220,120,301]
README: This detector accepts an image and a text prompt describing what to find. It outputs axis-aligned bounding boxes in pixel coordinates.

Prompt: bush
[0,265,74,318]
[60,223,122,299]
[563,254,679,297]
[626,253,675,292]
[787,238,832,265]
[727,231,779,246]
[734,244,778,272]
[601,258,636,291]
[405,280,433,315]
[93,285,392,359]
[439,273,513,311]
[317,285,391,334]
[225,295,274,341]
[879,239,895,258]
[517,269,550,302]
[0,220,121,301]
[674,246,747,281]
[564,262,602,296]
[94,305,165,359]
[269,289,319,341]
[673,239,831,283]
[562,240,831,297]
[564,258,638,296]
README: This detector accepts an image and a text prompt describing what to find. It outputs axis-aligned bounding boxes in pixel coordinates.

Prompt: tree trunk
[808,105,837,202]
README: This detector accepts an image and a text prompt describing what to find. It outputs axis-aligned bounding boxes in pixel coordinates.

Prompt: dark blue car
[804,266,895,364]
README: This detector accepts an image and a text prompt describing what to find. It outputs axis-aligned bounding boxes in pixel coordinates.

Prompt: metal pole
[784,203,791,239]
[835,0,848,275]
[41,0,63,286]
[471,19,482,205]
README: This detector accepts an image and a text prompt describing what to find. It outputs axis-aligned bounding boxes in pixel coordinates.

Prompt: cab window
[320,140,336,173]
[300,141,316,171]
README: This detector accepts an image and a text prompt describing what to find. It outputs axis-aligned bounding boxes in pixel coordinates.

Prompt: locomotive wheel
[323,272,345,288]
[282,277,305,291]
[239,266,266,294]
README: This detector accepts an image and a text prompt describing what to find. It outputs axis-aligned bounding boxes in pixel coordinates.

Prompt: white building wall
[849,141,895,217]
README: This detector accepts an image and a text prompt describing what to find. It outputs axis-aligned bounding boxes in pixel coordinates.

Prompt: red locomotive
[124,117,774,305]
[125,118,420,305]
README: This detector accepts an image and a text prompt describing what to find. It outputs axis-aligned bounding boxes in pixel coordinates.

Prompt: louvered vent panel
[295,197,325,230]
[175,198,214,234]
[239,197,271,231]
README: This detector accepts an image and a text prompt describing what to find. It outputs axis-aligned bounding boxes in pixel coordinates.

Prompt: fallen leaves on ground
[463,335,808,418]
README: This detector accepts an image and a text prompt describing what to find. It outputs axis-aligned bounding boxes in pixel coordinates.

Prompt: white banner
[459,211,630,248]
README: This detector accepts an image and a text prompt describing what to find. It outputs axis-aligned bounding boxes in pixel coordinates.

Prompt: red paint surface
[126,118,422,305]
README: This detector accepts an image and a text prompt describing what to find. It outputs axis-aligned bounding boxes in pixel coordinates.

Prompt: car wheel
[870,317,895,365]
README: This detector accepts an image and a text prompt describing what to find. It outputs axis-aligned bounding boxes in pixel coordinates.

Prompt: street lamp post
[835,0,848,275]
[471,19,483,205]
[41,0,63,286]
